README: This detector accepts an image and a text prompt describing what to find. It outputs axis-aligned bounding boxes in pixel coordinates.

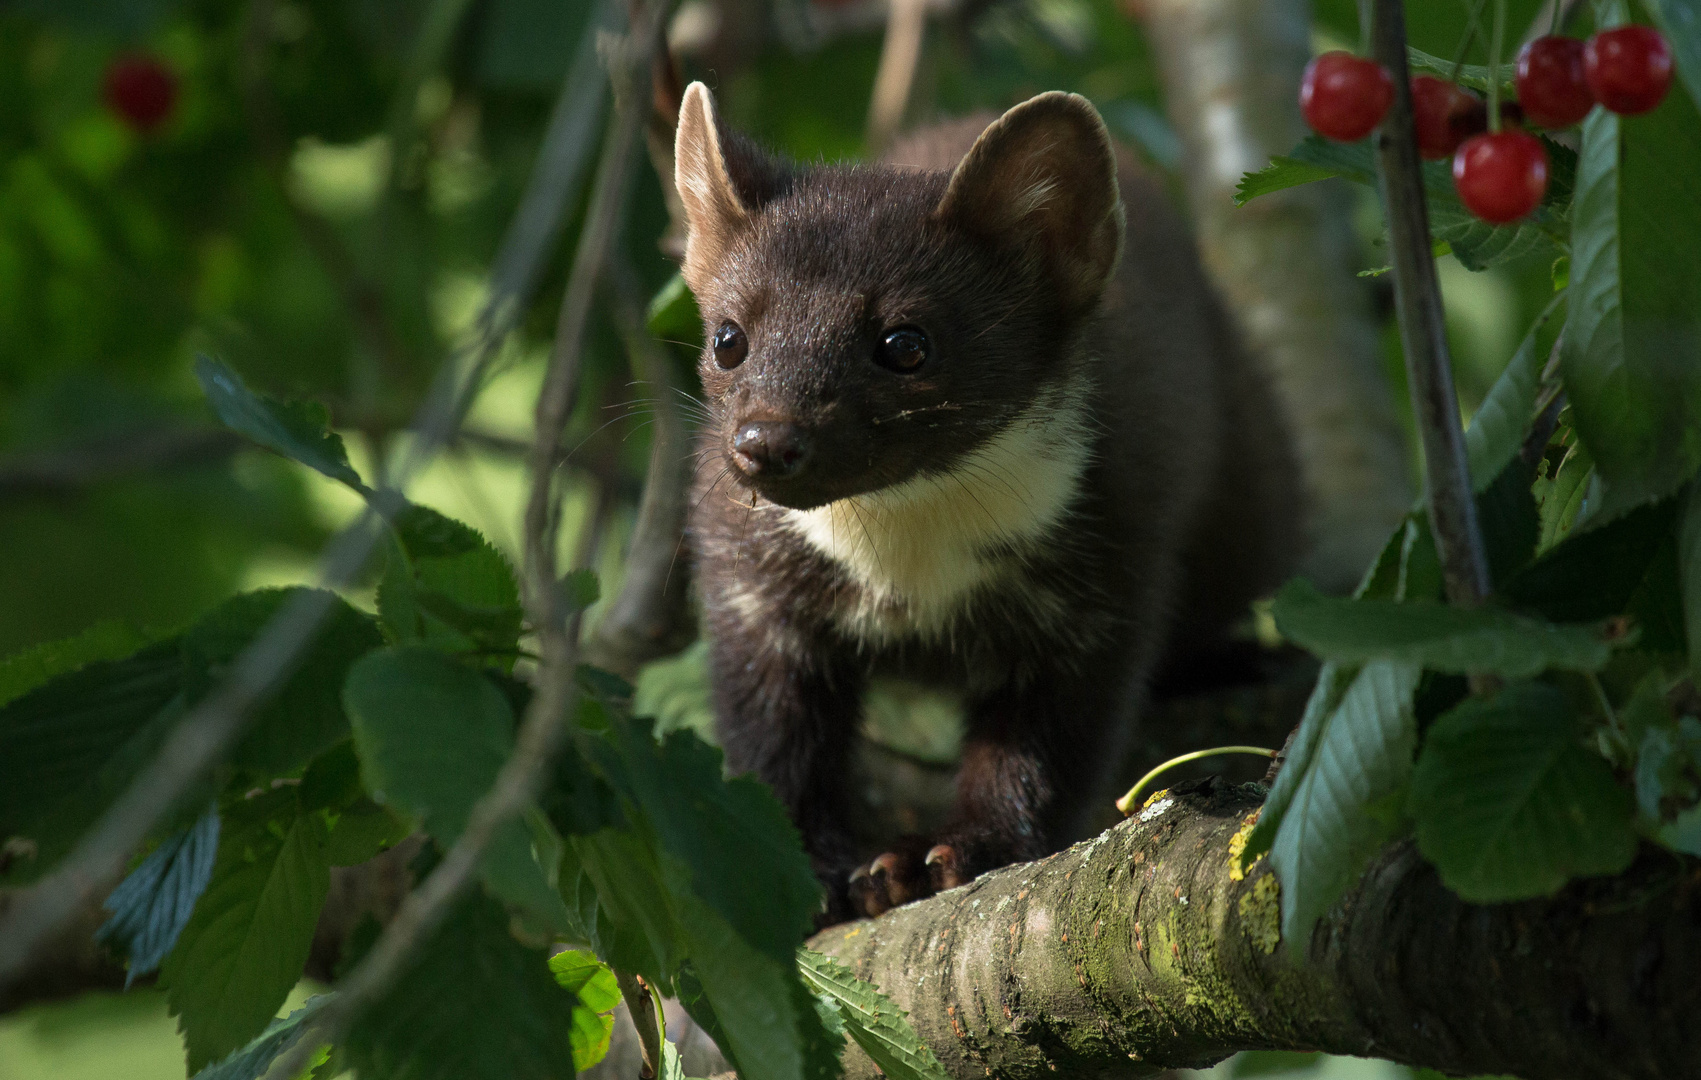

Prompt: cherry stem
[1451,0,1490,83]
[1368,0,1495,616]
[1488,0,1506,132]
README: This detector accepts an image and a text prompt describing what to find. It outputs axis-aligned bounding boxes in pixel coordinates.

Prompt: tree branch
[1369,0,1491,607]
[812,783,1700,1079]
[0,428,242,500]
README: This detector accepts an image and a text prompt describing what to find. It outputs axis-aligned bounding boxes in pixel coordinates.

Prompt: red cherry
[1516,36,1595,127]
[1584,26,1673,115]
[1410,76,1483,159]
[1301,51,1395,142]
[1453,131,1549,224]
[102,55,178,134]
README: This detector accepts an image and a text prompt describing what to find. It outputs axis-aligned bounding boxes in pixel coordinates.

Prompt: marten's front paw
[848,837,967,917]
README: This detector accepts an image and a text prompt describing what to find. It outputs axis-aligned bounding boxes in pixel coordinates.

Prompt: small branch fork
[1369,0,1493,609]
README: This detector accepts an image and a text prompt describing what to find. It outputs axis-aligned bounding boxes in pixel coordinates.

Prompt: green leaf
[0,620,151,709]
[1561,78,1701,512]
[380,505,523,663]
[1639,0,1701,111]
[1232,156,1343,206]
[160,788,332,1071]
[97,803,221,986]
[0,641,184,884]
[1405,47,1511,93]
[1410,682,1638,902]
[1265,660,1422,939]
[193,356,363,489]
[191,995,333,1080]
[1475,457,1541,588]
[343,646,568,930]
[1686,482,1701,679]
[343,889,578,1080]
[797,949,950,1080]
[1534,438,1595,553]
[183,589,384,778]
[1502,495,1679,621]
[567,827,685,979]
[560,567,601,614]
[1273,578,1614,676]
[1464,294,1566,491]
[593,716,821,965]
[548,949,621,1070]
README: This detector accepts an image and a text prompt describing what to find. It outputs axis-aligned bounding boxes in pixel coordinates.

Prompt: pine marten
[673,83,1303,921]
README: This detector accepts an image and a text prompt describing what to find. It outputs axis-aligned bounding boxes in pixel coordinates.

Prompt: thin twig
[616,969,664,1080]
[0,0,623,996]
[0,428,242,499]
[586,254,697,678]
[865,0,929,155]
[1370,0,1492,611]
[259,5,664,1075]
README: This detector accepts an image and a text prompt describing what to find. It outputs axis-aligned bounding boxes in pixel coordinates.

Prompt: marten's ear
[675,82,785,291]
[935,92,1124,319]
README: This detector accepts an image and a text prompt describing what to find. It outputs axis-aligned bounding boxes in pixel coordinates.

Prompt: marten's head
[675,84,1124,512]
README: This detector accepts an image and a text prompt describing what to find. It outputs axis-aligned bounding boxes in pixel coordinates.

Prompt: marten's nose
[732,421,811,479]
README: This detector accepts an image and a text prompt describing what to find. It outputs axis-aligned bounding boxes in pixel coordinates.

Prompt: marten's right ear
[934,92,1124,320]
[675,83,779,291]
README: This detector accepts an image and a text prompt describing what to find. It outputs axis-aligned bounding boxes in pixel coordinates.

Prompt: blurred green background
[0,0,1562,1075]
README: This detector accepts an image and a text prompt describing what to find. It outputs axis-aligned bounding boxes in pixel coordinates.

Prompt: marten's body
[675,85,1302,919]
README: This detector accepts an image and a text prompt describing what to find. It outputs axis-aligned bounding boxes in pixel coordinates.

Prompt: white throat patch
[781,373,1095,639]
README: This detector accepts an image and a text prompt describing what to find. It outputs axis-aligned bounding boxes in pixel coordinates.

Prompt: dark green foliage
[96,802,221,986]
[1272,578,1614,677]
[182,588,384,779]
[193,357,363,489]
[0,640,184,884]
[160,786,332,1071]
[1499,496,1679,621]
[343,645,569,930]
[190,995,334,1080]
[798,949,951,1080]
[379,505,525,664]
[343,889,579,1080]
[1561,63,1701,513]
[0,620,151,708]
[1410,683,1637,901]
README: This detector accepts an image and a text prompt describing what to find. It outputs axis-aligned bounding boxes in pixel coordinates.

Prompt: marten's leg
[708,630,866,922]
[853,667,1135,916]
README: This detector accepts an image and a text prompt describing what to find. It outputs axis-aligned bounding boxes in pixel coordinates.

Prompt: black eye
[875,326,929,373]
[712,321,748,369]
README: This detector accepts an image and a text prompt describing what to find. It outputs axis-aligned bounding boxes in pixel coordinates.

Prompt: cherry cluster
[1300,25,1673,224]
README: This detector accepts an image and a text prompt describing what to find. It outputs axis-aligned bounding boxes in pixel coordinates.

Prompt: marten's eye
[712,321,748,369]
[875,326,930,373]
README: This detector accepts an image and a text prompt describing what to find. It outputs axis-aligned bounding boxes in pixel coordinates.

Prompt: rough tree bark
[812,782,1701,1080]
[1141,0,1412,594]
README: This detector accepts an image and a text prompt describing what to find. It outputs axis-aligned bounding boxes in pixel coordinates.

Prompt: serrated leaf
[97,803,221,986]
[194,356,363,488]
[190,995,333,1080]
[183,589,383,778]
[1232,157,1343,206]
[1410,682,1637,902]
[1405,47,1512,93]
[1501,496,1678,621]
[0,641,184,884]
[1266,660,1422,940]
[344,646,568,930]
[1561,68,1701,514]
[797,949,950,1080]
[567,827,684,979]
[161,788,332,1071]
[592,716,820,964]
[343,889,578,1080]
[548,949,621,1070]
[1535,439,1595,552]
[1273,578,1614,676]
[0,620,151,709]
[1465,295,1566,491]
[380,505,523,662]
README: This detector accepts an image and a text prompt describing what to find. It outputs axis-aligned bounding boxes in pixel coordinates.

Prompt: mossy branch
[811,783,1699,1079]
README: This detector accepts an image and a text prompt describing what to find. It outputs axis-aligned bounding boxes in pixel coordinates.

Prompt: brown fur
[675,84,1302,920]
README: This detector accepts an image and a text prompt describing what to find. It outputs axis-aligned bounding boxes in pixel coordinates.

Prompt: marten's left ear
[935,92,1124,319]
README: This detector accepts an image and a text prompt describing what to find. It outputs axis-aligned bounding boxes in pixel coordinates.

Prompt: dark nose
[732,421,811,479]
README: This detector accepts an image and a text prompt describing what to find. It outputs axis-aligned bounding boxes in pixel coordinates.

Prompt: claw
[926,843,964,889]
[848,864,870,884]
